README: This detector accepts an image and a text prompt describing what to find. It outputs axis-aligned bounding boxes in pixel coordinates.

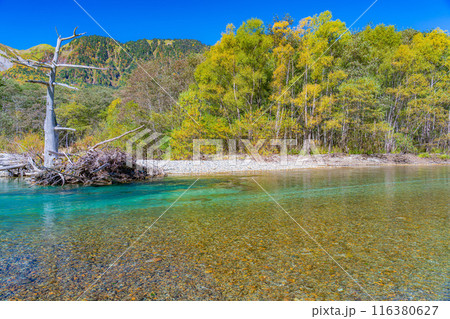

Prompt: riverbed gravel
[138,154,448,175]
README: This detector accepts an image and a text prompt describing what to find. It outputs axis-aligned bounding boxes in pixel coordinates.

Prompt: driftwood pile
[33,149,165,186]
[0,153,37,177]
[0,127,166,186]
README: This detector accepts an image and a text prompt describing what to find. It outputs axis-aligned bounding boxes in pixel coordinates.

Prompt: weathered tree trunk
[43,85,58,167]
[44,68,57,165]
[10,27,105,168]
[44,37,62,167]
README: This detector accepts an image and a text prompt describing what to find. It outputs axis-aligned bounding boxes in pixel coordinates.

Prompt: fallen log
[0,164,27,171]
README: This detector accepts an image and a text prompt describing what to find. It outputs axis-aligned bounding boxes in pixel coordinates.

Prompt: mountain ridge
[0,35,208,87]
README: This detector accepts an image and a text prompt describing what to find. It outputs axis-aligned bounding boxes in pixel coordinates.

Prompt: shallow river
[0,166,448,300]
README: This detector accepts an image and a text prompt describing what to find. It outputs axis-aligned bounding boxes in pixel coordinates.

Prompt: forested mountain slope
[0,36,207,87]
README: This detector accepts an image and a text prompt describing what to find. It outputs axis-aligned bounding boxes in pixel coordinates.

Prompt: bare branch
[26,80,49,86]
[55,26,60,38]
[89,126,145,151]
[55,63,107,70]
[27,157,40,171]
[44,166,84,182]
[92,163,109,173]
[48,150,74,158]
[54,126,77,132]
[48,151,67,157]
[11,59,52,69]
[53,82,79,90]
[63,151,74,165]
[60,26,87,42]
[0,164,27,171]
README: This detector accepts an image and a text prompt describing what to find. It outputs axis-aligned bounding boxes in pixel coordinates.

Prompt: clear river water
[0,166,448,300]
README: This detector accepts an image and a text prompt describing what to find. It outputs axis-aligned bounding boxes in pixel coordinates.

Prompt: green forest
[1,11,449,158]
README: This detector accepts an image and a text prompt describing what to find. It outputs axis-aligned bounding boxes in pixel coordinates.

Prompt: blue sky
[1,0,449,49]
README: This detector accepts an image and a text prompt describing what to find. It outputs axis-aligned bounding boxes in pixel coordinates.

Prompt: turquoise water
[0,166,448,300]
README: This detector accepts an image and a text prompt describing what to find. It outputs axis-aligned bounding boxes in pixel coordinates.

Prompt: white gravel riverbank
[138,154,449,175]
[1,153,447,178]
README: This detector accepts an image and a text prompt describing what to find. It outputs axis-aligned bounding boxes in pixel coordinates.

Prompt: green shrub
[418,152,431,158]
[329,146,344,154]
[0,135,12,152]
[394,133,417,153]
[287,148,300,155]
[4,133,45,154]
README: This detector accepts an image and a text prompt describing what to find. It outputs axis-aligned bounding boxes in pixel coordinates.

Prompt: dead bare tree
[10,27,106,167]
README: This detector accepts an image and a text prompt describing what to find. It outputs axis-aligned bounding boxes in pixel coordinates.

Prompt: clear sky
[1,0,449,49]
